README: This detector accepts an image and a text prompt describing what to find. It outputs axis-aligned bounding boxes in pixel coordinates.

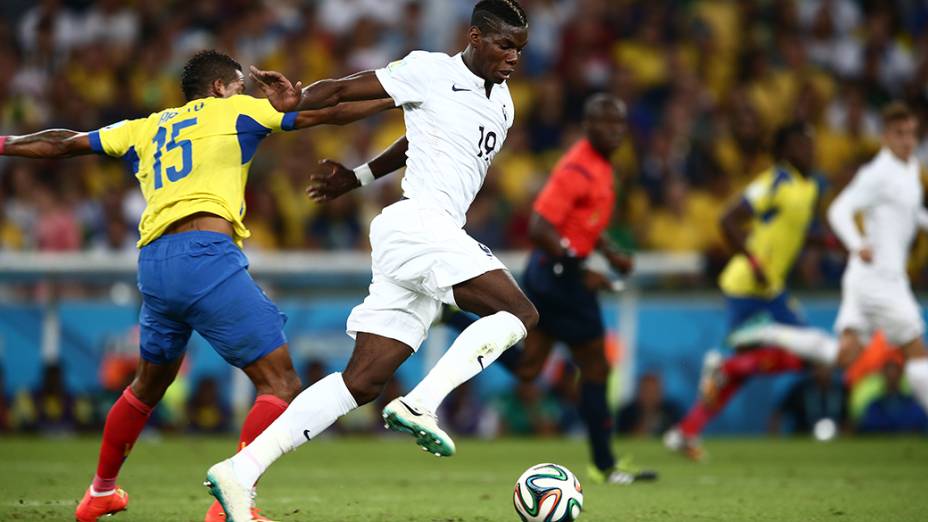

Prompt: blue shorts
[725,292,805,333]
[522,250,604,345]
[137,231,287,368]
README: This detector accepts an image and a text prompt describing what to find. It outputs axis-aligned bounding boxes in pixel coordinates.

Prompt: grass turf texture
[1,436,925,521]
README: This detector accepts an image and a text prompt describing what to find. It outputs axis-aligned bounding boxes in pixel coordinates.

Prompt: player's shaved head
[583,94,626,121]
[181,50,243,101]
[471,0,528,35]
[583,93,627,158]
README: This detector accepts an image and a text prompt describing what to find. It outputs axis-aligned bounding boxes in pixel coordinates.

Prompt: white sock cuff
[494,310,528,340]
[328,372,359,411]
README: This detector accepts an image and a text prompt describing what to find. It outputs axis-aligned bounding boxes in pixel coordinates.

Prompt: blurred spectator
[34,363,94,433]
[495,382,561,437]
[616,373,683,436]
[768,365,848,435]
[858,359,928,434]
[303,359,327,387]
[441,380,487,437]
[0,0,926,295]
[186,377,231,433]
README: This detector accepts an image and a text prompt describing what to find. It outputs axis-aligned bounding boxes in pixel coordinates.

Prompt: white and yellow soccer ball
[513,463,583,522]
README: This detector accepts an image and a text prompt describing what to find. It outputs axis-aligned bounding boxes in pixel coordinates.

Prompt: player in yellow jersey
[0,50,393,522]
[663,122,829,459]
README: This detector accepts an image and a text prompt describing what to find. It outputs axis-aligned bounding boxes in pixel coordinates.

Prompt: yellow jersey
[719,165,819,298]
[89,95,297,247]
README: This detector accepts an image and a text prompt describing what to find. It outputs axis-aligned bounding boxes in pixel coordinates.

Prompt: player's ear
[209,78,226,98]
[467,25,483,47]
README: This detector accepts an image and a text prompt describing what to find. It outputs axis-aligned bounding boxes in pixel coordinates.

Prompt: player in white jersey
[728,102,928,417]
[204,2,533,519]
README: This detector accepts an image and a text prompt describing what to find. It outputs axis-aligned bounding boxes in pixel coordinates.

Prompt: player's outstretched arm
[292,99,396,129]
[0,129,94,158]
[306,136,408,202]
[251,66,388,112]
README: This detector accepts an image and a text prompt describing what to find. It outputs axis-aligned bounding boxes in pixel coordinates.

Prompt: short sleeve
[374,51,434,106]
[230,95,297,132]
[90,118,144,158]
[533,165,589,227]
[742,171,776,216]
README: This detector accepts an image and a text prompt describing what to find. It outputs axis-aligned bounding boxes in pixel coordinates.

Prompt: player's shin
[226,373,357,489]
[406,311,527,413]
[578,381,615,471]
[92,387,153,493]
[730,323,838,365]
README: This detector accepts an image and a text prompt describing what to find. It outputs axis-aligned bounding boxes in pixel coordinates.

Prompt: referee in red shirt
[519,94,654,484]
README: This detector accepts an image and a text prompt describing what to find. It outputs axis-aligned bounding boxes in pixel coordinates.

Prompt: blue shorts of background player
[137,231,287,368]
[725,291,805,336]
[522,250,604,346]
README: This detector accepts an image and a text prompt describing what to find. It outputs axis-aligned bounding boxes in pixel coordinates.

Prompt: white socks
[736,324,839,365]
[904,358,928,413]
[406,311,527,413]
[230,372,357,488]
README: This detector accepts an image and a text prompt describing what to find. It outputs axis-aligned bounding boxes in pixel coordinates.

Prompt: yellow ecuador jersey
[719,165,819,298]
[89,95,297,247]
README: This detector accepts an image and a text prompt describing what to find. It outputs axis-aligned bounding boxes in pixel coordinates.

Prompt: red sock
[679,378,744,437]
[679,348,804,437]
[92,388,153,492]
[238,394,289,450]
[723,346,805,379]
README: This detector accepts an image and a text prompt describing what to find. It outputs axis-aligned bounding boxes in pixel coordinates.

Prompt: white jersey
[828,148,928,280]
[375,51,515,227]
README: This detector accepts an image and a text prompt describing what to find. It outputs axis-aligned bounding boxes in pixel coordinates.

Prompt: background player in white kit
[729,102,928,415]
[204,2,534,519]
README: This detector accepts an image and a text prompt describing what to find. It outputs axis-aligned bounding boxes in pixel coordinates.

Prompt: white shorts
[834,271,925,346]
[346,199,507,351]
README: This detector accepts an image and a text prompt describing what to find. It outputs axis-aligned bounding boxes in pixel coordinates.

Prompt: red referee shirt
[532,139,615,257]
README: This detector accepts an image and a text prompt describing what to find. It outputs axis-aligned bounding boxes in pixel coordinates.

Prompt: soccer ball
[513,463,583,522]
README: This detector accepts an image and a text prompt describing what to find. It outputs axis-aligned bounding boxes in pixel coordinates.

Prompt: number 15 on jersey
[153,117,197,189]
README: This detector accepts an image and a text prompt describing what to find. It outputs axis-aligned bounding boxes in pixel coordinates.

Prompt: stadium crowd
[2,1,928,437]
[2,0,928,288]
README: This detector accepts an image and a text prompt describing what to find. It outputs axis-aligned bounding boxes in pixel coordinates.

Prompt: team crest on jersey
[478,243,493,257]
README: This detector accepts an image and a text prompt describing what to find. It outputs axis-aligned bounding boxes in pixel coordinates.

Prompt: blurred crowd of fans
[2,349,926,437]
[2,1,928,289]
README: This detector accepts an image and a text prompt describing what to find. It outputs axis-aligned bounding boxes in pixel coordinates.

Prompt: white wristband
[353,163,375,187]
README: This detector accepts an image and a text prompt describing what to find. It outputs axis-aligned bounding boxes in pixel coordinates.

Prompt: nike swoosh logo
[399,400,423,417]
[303,429,312,441]
[451,85,471,92]
[477,355,485,370]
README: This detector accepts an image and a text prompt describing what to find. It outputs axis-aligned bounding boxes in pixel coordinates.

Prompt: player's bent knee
[516,301,539,331]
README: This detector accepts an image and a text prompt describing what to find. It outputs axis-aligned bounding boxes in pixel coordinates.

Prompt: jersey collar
[578,139,612,168]
[878,147,918,171]
[455,53,495,93]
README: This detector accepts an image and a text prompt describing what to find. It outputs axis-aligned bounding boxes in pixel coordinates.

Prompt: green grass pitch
[1,435,925,521]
